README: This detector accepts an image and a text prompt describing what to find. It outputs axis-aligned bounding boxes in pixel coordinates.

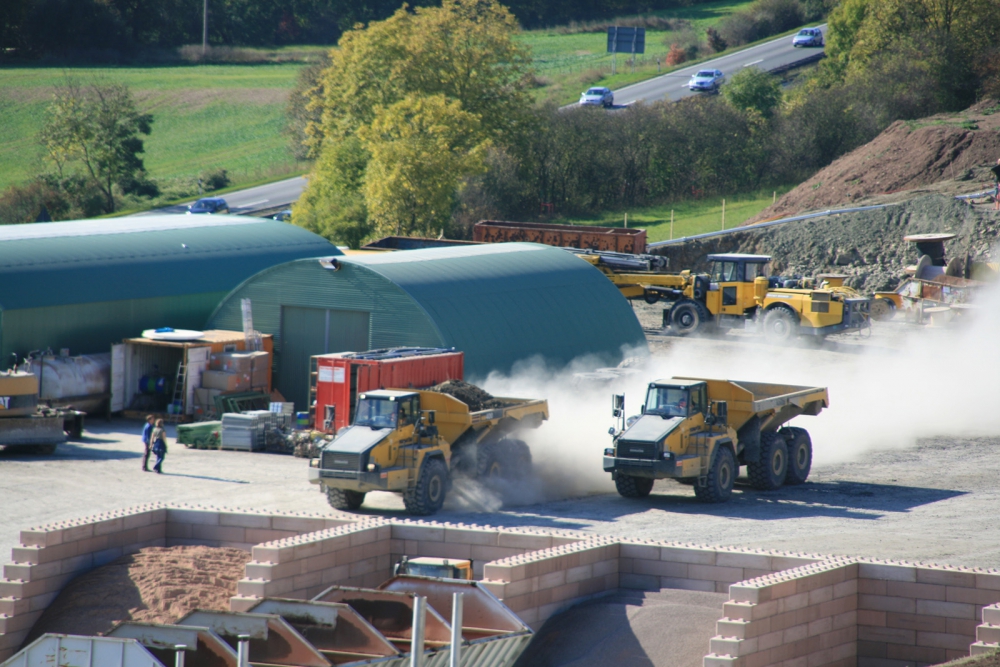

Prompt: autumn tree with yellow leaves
[292,0,532,245]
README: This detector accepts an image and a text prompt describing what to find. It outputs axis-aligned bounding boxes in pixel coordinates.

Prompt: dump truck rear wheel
[747,431,788,490]
[671,300,709,336]
[404,457,448,515]
[870,298,895,321]
[477,439,531,482]
[615,473,654,498]
[762,307,797,343]
[326,488,366,511]
[781,427,812,485]
[693,446,735,503]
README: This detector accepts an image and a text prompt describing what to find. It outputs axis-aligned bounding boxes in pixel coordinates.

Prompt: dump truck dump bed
[676,377,828,432]
[417,391,548,445]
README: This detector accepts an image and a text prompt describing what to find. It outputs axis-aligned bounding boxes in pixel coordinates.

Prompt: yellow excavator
[575,250,871,341]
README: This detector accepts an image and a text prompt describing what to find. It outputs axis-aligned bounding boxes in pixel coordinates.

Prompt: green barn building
[0,215,337,366]
[208,243,647,408]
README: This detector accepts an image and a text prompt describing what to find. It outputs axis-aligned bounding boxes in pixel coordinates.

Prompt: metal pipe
[175,644,186,667]
[237,634,250,667]
[449,592,464,667]
[411,596,427,667]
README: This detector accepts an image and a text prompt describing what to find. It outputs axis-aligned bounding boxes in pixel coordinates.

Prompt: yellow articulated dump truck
[309,387,548,515]
[604,377,828,503]
[576,251,870,342]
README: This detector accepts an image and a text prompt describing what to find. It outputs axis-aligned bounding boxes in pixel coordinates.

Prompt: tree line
[2,0,718,57]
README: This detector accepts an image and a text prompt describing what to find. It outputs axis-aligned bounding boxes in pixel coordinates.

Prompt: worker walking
[151,419,167,474]
[141,415,154,472]
[992,158,1000,211]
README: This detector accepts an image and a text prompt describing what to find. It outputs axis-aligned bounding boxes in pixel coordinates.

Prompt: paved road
[144,175,307,216]
[614,25,826,105]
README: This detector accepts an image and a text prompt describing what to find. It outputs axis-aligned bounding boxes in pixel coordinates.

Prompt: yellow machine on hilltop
[577,251,871,341]
[604,377,829,502]
[308,388,548,515]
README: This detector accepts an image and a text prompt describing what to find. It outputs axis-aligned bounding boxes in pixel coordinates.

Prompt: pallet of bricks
[221,403,294,452]
[193,349,270,418]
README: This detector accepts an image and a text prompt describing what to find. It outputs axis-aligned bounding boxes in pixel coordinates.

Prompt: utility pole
[202,0,208,56]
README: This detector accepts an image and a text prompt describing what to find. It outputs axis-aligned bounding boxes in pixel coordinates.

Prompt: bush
[0,179,71,224]
[723,67,783,118]
[201,168,230,191]
[665,44,688,67]
[717,0,806,48]
[706,27,728,53]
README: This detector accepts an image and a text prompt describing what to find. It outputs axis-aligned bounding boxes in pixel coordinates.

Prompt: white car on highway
[579,87,614,108]
[688,69,725,92]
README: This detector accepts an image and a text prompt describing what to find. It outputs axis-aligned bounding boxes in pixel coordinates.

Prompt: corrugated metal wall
[1,292,226,363]
[208,260,443,408]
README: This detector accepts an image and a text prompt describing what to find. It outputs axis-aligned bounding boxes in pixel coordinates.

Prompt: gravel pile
[656,194,1000,293]
[428,380,505,411]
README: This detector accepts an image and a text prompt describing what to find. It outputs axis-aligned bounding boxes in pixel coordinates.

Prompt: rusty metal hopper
[310,587,451,652]
[246,599,402,666]
[107,622,237,667]
[177,610,330,667]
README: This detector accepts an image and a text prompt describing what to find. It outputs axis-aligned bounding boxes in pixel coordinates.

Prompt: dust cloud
[471,277,1000,503]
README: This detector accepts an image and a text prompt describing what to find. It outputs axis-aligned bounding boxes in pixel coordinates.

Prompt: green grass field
[0,63,306,192]
[558,186,796,242]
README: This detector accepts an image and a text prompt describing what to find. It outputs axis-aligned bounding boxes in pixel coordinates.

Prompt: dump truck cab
[605,377,828,503]
[393,556,473,580]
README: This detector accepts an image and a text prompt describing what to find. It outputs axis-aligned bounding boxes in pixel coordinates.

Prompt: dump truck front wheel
[781,427,812,485]
[404,457,449,515]
[762,306,797,343]
[615,473,654,498]
[671,300,710,336]
[693,445,735,503]
[326,488,366,511]
[747,431,788,490]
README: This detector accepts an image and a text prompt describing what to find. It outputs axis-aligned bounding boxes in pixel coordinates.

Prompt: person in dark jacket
[141,415,154,472]
[151,419,168,474]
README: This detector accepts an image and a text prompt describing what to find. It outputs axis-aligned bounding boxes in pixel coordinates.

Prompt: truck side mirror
[612,393,624,417]
[711,400,728,424]
[427,411,435,425]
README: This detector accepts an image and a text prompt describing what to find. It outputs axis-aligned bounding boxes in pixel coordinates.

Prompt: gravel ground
[3,318,999,571]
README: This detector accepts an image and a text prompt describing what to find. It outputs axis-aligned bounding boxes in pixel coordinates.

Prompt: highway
[143,175,307,217]
[613,25,826,105]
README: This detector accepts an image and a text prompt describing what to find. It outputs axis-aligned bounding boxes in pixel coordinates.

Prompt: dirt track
[3,320,999,572]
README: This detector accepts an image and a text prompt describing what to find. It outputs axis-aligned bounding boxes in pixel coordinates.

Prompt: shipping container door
[110,344,126,413]
[280,307,369,411]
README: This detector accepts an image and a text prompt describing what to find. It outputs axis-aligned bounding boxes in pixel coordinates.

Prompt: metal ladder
[167,360,186,423]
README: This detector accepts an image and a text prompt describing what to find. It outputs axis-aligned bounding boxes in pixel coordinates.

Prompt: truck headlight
[604,448,615,457]
[367,463,377,472]
[662,452,673,460]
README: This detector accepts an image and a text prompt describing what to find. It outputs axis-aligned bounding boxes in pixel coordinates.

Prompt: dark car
[187,197,230,215]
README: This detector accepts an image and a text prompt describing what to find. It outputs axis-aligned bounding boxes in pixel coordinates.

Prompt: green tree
[39,79,154,213]
[722,67,783,118]
[358,94,489,238]
[291,136,371,248]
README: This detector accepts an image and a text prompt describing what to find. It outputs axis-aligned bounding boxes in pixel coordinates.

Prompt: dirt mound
[656,194,1000,293]
[936,649,1000,667]
[747,100,1000,224]
[428,380,504,411]
[25,545,250,645]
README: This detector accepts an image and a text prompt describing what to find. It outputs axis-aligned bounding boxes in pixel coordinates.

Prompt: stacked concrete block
[164,506,356,551]
[389,520,586,579]
[704,559,859,667]
[971,603,1000,656]
[856,560,1000,665]
[231,518,392,611]
[481,537,621,627]
[618,540,822,594]
[0,504,169,659]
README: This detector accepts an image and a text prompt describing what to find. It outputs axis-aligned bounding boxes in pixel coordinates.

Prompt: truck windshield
[354,398,398,428]
[645,386,689,418]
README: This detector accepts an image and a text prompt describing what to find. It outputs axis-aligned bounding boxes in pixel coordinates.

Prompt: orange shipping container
[473,220,646,254]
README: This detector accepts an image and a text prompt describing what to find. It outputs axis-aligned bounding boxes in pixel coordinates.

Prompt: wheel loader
[575,251,870,341]
[603,377,828,503]
[308,387,548,515]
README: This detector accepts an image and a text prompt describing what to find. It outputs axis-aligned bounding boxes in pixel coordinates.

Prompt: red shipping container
[473,220,647,254]
[313,348,464,433]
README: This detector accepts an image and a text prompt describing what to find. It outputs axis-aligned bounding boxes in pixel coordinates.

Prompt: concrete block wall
[704,559,859,667]
[480,537,621,627]
[231,518,393,611]
[164,507,355,551]
[619,540,822,595]
[971,603,1000,656]
[856,561,1000,666]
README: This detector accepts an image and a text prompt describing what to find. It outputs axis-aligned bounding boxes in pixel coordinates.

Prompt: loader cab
[644,380,708,419]
[354,390,420,429]
[706,254,771,315]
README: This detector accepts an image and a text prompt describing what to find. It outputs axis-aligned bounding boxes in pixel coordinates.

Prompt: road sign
[607,27,645,55]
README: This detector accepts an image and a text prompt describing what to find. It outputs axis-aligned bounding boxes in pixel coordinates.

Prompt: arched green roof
[0,215,338,311]
[209,243,646,403]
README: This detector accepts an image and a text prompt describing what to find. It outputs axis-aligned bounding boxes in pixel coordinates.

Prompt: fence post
[721,199,726,230]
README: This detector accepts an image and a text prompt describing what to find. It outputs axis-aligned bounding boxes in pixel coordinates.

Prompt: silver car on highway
[688,69,725,92]
[579,86,614,108]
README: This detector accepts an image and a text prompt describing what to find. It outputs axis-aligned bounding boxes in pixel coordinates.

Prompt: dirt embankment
[747,100,1000,223]
[654,194,1000,293]
[24,545,250,645]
